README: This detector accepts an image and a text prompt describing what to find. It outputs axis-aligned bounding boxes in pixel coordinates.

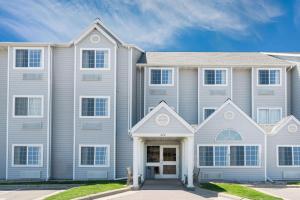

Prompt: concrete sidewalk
[249,184,300,200]
[96,180,232,200]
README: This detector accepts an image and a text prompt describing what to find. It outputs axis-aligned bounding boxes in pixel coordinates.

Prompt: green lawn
[200,182,282,200]
[45,181,126,200]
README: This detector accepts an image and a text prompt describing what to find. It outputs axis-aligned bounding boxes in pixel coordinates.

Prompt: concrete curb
[74,186,132,200]
[34,190,66,200]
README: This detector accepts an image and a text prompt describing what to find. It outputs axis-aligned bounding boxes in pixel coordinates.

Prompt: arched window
[216,129,242,141]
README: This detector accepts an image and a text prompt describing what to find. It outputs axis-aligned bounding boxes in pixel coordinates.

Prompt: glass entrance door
[146,145,179,179]
[161,146,178,178]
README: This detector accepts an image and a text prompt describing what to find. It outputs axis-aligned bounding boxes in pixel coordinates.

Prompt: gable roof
[137,52,293,67]
[72,19,118,45]
[71,19,144,52]
[130,101,195,135]
[271,115,300,135]
[196,99,265,134]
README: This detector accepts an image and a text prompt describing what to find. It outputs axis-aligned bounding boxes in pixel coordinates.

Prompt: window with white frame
[258,69,280,85]
[198,145,260,167]
[216,129,242,141]
[13,145,42,166]
[257,108,281,124]
[204,69,227,85]
[278,146,300,166]
[80,145,109,166]
[81,49,109,69]
[14,96,43,117]
[150,68,173,85]
[81,97,110,117]
[203,108,216,120]
[15,49,43,68]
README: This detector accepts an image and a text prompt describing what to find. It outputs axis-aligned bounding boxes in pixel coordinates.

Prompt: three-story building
[0,19,300,189]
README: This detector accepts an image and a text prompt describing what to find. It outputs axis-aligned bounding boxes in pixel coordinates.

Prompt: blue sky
[0,0,299,52]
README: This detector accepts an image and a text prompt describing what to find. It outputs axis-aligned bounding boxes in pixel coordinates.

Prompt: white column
[139,140,144,182]
[187,136,194,188]
[181,139,185,182]
[133,137,139,188]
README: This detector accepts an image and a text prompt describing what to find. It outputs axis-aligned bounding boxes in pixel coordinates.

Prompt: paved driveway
[97,180,231,200]
[249,184,300,200]
[0,185,67,200]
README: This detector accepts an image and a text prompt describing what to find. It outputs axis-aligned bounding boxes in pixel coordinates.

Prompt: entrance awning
[131,102,195,189]
[130,101,195,137]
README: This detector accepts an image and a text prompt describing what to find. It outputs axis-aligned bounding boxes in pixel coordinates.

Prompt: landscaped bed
[200,182,282,200]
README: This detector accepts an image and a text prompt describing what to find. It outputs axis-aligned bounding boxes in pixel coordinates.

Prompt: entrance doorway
[146,145,179,179]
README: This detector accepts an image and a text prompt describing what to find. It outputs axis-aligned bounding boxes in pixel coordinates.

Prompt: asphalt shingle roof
[137,52,293,67]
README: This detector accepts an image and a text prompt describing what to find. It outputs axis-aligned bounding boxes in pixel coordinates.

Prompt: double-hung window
[14,96,43,117]
[81,49,110,69]
[198,145,260,167]
[13,145,42,167]
[257,108,281,124]
[150,68,173,86]
[278,146,300,166]
[204,69,227,85]
[258,69,281,85]
[81,96,110,118]
[80,145,109,167]
[203,108,217,120]
[15,48,43,68]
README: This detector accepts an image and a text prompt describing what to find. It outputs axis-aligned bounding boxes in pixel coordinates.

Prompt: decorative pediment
[130,102,194,137]
[196,99,265,135]
[271,115,300,135]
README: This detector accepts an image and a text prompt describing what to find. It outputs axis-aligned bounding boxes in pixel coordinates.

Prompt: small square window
[82,49,109,69]
[15,49,42,68]
[258,69,280,85]
[150,68,173,86]
[204,69,227,85]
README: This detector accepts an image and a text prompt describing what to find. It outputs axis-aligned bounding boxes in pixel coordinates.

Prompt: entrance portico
[130,102,195,189]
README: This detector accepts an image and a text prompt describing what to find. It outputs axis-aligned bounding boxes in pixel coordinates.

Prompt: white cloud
[294,0,300,28]
[0,0,283,49]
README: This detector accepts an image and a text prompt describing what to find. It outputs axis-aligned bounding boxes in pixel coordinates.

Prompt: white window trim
[12,95,44,118]
[203,107,218,121]
[277,145,300,167]
[13,47,44,69]
[257,107,282,125]
[80,48,111,70]
[202,68,228,86]
[149,67,175,86]
[79,144,110,167]
[12,144,43,167]
[257,68,282,87]
[79,96,111,118]
[196,144,261,168]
